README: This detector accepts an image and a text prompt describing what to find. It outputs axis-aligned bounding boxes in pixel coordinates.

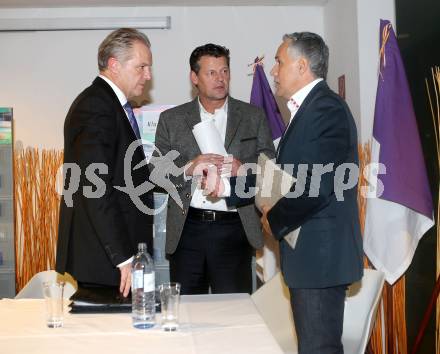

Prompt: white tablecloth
[0,293,283,354]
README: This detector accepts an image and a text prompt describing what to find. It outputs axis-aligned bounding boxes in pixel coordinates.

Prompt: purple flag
[250,64,285,140]
[364,20,434,284]
[250,63,284,282]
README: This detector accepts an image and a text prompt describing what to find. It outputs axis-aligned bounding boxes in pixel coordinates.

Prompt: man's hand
[201,166,226,198]
[119,263,131,297]
[221,155,243,176]
[185,154,224,176]
[261,205,274,237]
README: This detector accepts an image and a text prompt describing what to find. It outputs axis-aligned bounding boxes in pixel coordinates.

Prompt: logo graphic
[115,140,185,215]
[59,140,387,215]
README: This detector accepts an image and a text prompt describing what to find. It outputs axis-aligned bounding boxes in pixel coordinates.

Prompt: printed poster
[134,104,175,161]
[0,108,12,145]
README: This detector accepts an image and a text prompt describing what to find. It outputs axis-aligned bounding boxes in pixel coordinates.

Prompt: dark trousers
[169,215,253,295]
[289,286,347,354]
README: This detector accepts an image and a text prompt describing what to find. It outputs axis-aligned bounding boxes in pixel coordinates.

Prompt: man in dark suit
[261,32,364,354]
[154,43,274,295]
[216,33,363,353]
[56,28,154,297]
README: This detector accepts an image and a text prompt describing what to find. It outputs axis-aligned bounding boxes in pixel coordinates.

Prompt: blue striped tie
[123,102,141,140]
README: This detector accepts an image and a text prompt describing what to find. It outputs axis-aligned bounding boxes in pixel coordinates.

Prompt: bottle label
[132,270,143,290]
[144,272,155,292]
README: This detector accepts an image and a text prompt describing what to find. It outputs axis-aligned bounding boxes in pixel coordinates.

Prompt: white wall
[357,0,395,143]
[324,0,361,134]
[0,6,323,149]
[324,0,396,143]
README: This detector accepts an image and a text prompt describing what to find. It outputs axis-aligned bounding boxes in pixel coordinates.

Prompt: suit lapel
[224,97,242,150]
[93,76,133,131]
[184,98,202,155]
[184,98,201,130]
[93,76,147,160]
[277,81,327,157]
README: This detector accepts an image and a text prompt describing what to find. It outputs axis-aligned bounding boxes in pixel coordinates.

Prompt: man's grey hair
[283,32,329,80]
[98,28,151,71]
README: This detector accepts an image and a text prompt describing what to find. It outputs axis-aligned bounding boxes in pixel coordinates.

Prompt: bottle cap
[138,243,147,252]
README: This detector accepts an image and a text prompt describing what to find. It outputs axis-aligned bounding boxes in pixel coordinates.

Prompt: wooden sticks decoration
[358,141,408,354]
[14,147,63,292]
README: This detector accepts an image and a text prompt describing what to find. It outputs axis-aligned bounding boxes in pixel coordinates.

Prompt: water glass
[159,282,180,331]
[42,281,65,328]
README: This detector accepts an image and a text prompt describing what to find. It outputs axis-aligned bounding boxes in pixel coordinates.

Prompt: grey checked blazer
[154,97,275,255]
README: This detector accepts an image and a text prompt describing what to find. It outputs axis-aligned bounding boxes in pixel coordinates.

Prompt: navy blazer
[227,81,363,288]
[268,81,363,288]
[56,77,153,286]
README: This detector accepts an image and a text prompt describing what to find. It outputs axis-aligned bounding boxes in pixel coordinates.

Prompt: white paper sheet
[256,153,301,249]
[192,119,227,155]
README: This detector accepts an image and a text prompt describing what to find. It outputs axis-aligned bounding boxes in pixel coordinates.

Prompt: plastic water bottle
[131,243,155,329]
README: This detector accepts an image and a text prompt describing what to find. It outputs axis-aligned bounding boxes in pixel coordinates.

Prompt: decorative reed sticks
[13,147,63,292]
[358,142,407,354]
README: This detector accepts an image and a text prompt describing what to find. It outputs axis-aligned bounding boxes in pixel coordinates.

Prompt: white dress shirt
[286,78,323,125]
[190,98,236,212]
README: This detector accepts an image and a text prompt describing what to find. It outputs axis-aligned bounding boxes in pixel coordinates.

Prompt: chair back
[251,269,385,354]
[342,268,385,354]
[251,272,297,354]
[15,270,77,299]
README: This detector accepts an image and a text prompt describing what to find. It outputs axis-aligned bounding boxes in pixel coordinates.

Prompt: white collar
[287,78,323,115]
[198,97,228,116]
[99,74,128,106]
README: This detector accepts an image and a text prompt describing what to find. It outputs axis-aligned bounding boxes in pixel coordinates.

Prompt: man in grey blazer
[154,43,275,295]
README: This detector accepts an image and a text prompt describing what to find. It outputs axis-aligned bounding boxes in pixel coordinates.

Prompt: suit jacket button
[185,193,190,198]
[182,210,186,215]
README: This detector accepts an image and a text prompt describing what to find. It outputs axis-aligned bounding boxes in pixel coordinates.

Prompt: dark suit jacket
[154,97,275,255]
[56,77,153,286]
[227,81,363,289]
[268,81,363,288]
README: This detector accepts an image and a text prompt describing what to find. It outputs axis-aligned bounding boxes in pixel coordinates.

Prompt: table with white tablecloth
[0,293,284,354]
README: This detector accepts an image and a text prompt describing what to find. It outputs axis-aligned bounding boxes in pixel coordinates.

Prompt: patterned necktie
[123,102,141,140]
[288,98,300,117]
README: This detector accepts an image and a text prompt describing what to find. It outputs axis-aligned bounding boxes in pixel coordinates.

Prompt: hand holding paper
[192,119,242,198]
[220,155,243,177]
[185,154,224,176]
[202,165,226,197]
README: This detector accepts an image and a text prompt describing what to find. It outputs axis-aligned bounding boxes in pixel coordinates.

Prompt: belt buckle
[203,210,216,222]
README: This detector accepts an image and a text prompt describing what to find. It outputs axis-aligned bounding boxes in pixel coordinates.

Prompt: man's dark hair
[189,43,230,74]
[283,32,329,80]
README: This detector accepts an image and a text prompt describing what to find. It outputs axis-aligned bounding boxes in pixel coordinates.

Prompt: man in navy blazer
[215,32,363,354]
[56,29,154,297]
[263,32,363,354]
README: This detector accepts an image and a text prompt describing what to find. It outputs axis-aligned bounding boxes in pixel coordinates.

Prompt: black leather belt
[187,207,239,222]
